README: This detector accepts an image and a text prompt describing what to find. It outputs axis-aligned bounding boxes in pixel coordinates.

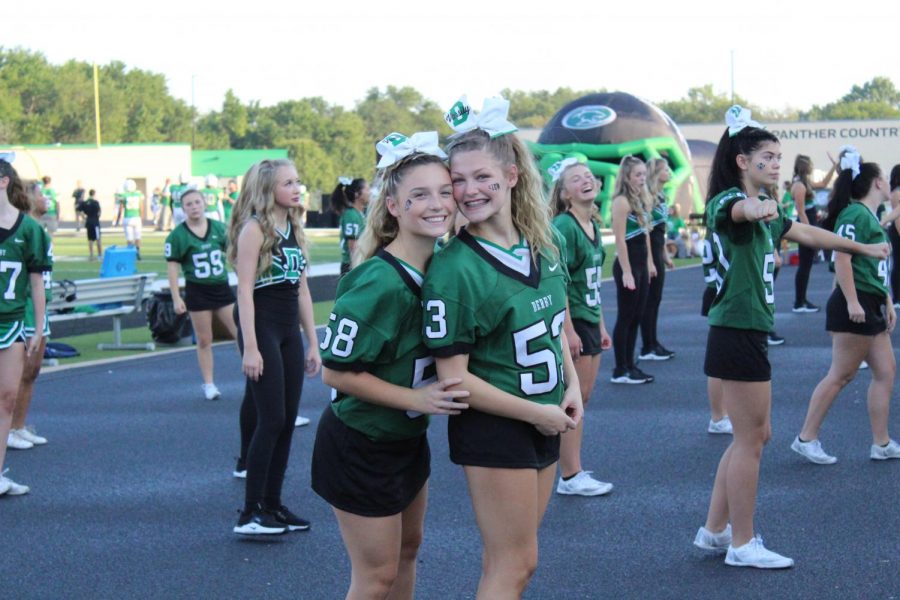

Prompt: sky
[7,0,900,116]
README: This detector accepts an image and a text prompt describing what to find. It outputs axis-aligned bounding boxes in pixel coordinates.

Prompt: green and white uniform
[833,203,889,298]
[43,188,58,217]
[200,187,222,221]
[705,187,792,332]
[553,212,605,323]
[321,249,432,441]
[423,229,569,406]
[0,214,53,348]
[165,220,229,285]
[623,212,648,240]
[168,183,189,225]
[339,207,365,268]
[224,191,237,222]
[119,191,143,241]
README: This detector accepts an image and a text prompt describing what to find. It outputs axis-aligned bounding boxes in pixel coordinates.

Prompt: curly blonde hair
[227,159,308,278]
[355,153,448,266]
[446,129,557,261]
[612,155,653,228]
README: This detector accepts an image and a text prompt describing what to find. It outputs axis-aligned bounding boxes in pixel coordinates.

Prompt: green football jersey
[833,203,889,298]
[706,187,792,332]
[0,214,53,321]
[168,183,189,209]
[118,192,142,219]
[255,222,306,289]
[553,212,605,323]
[321,249,432,441]
[200,188,221,217]
[339,208,365,265]
[422,229,569,407]
[224,191,237,221]
[43,188,58,216]
[165,220,229,285]
[700,231,718,289]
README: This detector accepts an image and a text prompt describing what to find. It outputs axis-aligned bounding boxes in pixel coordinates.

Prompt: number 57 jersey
[422,229,570,407]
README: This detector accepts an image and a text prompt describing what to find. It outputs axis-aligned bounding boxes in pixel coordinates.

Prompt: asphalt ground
[3,262,899,599]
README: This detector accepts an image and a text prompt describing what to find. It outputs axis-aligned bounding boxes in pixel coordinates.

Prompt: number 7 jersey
[422,229,569,406]
[0,213,52,322]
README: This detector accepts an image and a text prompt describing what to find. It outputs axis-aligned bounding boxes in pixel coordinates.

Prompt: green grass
[48,299,336,366]
[50,228,341,281]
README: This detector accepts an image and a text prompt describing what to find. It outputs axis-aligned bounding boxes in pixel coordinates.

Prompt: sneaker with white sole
[859,361,869,370]
[202,383,221,401]
[610,368,649,384]
[638,349,672,361]
[870,439,900,460]
[294,415,310,427]
[7,431,34,450]
[556,471,613,496]
[708,416,733,435]
[0,470,30,496]
[234,503,287,535]
[725,536,794,569]
[12,426,47,446]
[693,523,732,552]
[791,436,837,465]
[792,301,820,313]
[233,457,247,479]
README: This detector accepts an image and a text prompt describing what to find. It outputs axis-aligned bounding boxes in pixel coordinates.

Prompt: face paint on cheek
[756,162,766,170]
[488,183,500,191]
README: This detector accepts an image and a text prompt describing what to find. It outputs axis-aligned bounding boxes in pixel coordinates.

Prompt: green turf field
[50,227,341,281]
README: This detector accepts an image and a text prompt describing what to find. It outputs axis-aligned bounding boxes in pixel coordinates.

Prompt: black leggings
[236,309,304,511]
[794,208,818,306]
[889,225,900,300]
[613,238,650,371]
[640,231,666,351]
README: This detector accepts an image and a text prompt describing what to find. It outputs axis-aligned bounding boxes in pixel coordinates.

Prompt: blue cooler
[100,246,137,278]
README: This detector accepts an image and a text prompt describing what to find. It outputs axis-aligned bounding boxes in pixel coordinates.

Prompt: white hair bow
[375,131,447,169]
[725,105,762,137]
[0,152,16,164]
[548,158,582,182]
[444,95,518,139]
[338,176,353,186]
[839,146,862,180]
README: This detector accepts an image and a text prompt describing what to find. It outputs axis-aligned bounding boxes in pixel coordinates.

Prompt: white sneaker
[693,524,732,552]
[859,361,869,370]
[7,431,34,450]
[556,471,613,496]
[725,536,794,569]
[202,383,221,401]
[791,436,837,465]
[12,426,47,446]
[870,439,900,460]
[294,415,311,427]
[708,416,733,435]
[0,470,30,496]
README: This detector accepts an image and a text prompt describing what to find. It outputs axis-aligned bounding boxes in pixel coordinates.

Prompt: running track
[4,264,899,599]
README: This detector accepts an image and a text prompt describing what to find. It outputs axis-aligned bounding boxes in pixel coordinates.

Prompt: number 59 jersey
[320,249,432,442]
[422,229,569,407]
[0,213,53,322]
[552,212,605,324]
[164,220,229,285]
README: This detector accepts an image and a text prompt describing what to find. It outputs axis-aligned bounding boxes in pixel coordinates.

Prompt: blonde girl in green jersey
[694,107,888,569]
[424,97,582,599]
[0,156,52,496]
[792,154,900,464]
[313,133,470,600]
[549,159,614,497]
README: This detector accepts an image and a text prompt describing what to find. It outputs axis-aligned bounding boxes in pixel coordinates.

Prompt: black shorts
[184,281,236,312]
[86,223,101,241]
[572,317,603,356]
[825,286,887,336]
[701,286,716,317]
[704,325,770,382]
[311,406,430,517]
[448,408,560,469]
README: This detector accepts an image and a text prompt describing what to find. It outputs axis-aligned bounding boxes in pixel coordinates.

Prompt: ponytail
[822,162,882,232]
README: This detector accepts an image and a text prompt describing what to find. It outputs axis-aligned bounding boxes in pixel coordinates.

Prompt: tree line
[2,47,899,192]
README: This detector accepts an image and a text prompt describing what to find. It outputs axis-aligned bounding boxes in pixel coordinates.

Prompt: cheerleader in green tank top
[548,158,614,497]
[333,178,370,275]
[164,189,237,401]
[694,107,888,570]
[313,133,469,599]
[0,155,52,496]
[793,153,900,464]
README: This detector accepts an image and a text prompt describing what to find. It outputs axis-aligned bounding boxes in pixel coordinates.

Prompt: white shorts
[173,207,186,226]
[124,216,142,242]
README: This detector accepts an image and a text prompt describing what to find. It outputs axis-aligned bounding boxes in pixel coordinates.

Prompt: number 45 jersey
[422,229,570,407]
[320,248,432,442]
[164,220,229,285]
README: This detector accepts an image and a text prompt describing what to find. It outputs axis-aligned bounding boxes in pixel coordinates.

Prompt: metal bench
[48,273,157,351]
